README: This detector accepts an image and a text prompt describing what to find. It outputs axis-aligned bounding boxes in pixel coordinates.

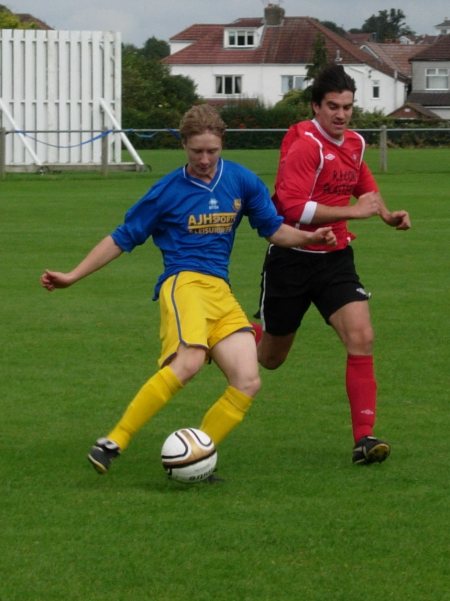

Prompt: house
[346,32,376,45]
[405,34,450,120]
[435,18,450,35]
[162,4,408,114]
[388,101,442,121]
[358,42,426,80]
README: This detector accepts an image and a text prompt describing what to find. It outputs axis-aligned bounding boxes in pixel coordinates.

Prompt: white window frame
[225,29,256,48]
[215,75,242,96]
[425,68,449,90]
[372,80,380,99]
[281,75,306,94]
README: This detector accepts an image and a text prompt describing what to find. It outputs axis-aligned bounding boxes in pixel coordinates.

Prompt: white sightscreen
[0,29,122,166]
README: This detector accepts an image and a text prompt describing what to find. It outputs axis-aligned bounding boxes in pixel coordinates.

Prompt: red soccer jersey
[273,119,378,251]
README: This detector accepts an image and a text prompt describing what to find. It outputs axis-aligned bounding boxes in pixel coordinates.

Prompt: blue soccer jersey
[111,158,283,298]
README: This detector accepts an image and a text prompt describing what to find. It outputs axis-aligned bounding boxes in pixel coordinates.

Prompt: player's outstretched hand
[310,226,337,246]
[40,269,74,291]
[382,210,411,230]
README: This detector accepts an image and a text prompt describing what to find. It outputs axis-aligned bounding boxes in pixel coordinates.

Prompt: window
[226,29,255,47]
[215,75,242,95]
[281,75,306,94]
[372,80,380,99]
[426,68,448,90]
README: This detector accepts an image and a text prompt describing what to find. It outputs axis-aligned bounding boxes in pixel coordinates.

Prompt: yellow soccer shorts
[158,271,252,366]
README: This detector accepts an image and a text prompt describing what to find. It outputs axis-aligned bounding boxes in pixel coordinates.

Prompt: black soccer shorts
[258,245,371,335]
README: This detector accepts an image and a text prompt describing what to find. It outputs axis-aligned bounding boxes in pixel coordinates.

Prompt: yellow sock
[199,386,253,446]
[107,365,183,450]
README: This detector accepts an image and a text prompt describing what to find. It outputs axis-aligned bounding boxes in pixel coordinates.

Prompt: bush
[127,97,449,149]
[219,100,304,149]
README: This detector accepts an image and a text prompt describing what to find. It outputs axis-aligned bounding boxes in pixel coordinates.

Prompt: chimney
[264,3,285,26]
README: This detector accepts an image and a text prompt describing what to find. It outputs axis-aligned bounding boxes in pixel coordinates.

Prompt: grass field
[1,148,449,601]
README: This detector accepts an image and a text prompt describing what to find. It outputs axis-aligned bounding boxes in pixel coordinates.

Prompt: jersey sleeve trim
[299,200,318,224]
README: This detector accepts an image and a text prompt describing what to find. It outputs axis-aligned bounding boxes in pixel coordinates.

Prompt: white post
[379,125,388,173]
[0,98,43,166]
[99,98,145,167]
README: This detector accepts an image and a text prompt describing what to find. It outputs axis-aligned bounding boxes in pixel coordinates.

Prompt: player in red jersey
[255,64,411,464]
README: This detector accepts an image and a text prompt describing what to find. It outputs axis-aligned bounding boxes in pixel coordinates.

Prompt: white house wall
[346,66,406,114]
[0,29,122,167]
[169,63,406,114]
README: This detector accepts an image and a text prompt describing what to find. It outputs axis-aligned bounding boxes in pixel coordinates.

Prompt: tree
[162,74,198,113]
[302,33,329,103]
[275,33,329,112]
[121,41,198,140]
[0,4,45,29]
[122,44,166,117]
[361,9,415,41]
[275,89,312,120]
[141,36,170,61]
[305,33,328,83]
[0,5,23,28]
[320,20,347,37]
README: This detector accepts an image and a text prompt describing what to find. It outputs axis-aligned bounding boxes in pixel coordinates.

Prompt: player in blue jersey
[40,104,336,476]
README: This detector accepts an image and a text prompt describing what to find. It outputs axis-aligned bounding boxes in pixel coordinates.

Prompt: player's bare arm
[268,224,337,248]
[40,235,123,291]
[307,191,382,224]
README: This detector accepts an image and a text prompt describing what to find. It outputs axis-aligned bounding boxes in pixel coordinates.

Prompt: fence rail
[1,126,450,177]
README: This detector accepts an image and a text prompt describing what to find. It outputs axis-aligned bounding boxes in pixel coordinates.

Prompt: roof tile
[164,17,406,80]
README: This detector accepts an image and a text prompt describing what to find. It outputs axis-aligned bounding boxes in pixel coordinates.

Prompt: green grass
[1,148,449,601]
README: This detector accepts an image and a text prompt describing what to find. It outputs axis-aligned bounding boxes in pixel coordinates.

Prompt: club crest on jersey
[209,198,219,210]
[233,198,242,211]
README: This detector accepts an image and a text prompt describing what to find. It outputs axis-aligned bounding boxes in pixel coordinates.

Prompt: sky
[7,0,448,47]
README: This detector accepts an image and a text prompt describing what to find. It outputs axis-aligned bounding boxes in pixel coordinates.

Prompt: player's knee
[239,373,261,398]
[258,349,288,370]
[257,332,293,370]
[234,374,261,398]
[345,327,374,355]
[250,373,261,397]
[170,346,207,383]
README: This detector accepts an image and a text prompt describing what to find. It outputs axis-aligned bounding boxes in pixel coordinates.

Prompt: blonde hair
[179,104,227,142]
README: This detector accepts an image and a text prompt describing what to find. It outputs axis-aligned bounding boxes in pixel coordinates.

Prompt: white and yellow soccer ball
[161,428,217,483]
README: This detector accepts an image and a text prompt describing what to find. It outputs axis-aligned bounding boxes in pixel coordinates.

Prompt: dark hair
[179,104,227,142]
[310,64,356,105]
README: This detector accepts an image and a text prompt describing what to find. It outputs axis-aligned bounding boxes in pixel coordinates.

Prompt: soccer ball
[161,428,217,483]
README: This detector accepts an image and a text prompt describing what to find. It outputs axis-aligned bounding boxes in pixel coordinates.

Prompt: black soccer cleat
[87,438,121,474]
[352,436,391,465]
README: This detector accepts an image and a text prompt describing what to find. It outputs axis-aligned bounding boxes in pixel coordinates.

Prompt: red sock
[346,354,377,443]
[252,322,263,345]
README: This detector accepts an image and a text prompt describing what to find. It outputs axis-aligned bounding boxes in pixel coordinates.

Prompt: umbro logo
[324,153,335,161]
[356,287,372,299]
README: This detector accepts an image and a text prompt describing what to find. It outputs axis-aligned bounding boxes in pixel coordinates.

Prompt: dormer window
[225,29,256,48]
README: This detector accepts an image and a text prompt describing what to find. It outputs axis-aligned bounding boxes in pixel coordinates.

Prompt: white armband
[299,201,318,224]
